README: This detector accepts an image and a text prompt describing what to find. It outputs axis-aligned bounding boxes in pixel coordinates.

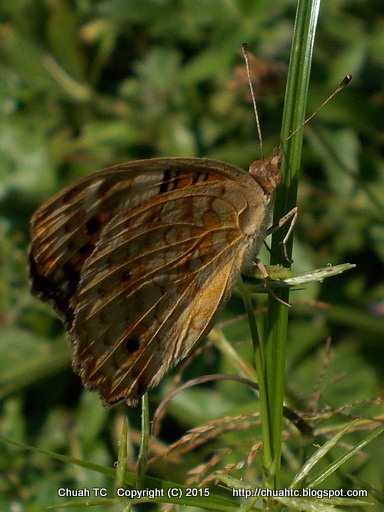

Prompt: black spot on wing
[125,334,141,354]
[85,216,101,236]
[159,168,174,193]
[121,270,132,282]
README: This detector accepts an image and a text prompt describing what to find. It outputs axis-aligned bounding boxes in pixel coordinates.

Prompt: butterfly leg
[254,258,291,307]
[266,206,298,263]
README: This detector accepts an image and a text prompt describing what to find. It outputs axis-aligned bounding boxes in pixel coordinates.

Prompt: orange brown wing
[29,158,270,406]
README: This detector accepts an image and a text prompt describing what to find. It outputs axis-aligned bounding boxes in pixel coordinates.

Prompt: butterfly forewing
[29,157,276,406]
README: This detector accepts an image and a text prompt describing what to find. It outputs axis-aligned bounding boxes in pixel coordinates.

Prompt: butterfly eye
[249,155,282,195]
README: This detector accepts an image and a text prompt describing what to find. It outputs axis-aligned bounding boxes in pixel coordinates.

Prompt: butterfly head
[248,154,282,196]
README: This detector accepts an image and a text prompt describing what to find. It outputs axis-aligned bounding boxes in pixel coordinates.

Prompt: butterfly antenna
[280,74,352,149]
[242,43,264,159]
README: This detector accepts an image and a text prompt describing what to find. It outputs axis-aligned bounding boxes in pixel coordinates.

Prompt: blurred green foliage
[0,0,383,511]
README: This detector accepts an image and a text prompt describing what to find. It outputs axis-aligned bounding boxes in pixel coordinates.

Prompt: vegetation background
[0,0,383,511]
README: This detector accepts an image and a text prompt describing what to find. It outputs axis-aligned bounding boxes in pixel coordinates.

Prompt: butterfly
[29,155,281,406]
